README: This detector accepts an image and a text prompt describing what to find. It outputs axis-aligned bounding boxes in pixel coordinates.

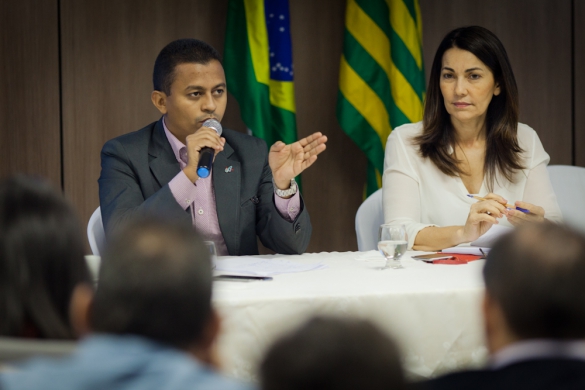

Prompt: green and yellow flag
[337,0,425,196]
[224,0,298,149]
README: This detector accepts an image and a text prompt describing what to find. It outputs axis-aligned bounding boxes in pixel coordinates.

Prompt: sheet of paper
[441,246,489,255]
[214,257,327,276]
[470,224,512,248]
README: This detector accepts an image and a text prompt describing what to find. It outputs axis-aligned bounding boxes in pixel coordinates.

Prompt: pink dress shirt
[163,118,300,255]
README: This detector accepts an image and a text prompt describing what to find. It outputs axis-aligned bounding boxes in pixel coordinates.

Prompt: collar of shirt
[162,117,189,167]
[490,339,585,369]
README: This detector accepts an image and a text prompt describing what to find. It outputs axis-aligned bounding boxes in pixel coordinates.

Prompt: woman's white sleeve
[523,132,563,222]
[383,132,436,249]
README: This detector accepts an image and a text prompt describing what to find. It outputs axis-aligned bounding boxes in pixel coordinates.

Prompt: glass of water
[203,241,217,269]
[378,224,408,269]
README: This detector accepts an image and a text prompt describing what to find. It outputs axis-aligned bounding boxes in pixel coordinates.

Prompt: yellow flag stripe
[386,0,422,69]
[243,0,269,86]
[269,80,296,113]
[346,0,421,123]
[339,56,390,146]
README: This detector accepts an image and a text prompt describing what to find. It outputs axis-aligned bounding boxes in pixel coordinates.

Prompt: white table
[213,251,488,382]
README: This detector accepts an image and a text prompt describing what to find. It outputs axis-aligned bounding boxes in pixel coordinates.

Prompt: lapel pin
[225,166,233,173]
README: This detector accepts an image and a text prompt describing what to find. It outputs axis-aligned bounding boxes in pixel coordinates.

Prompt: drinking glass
[378,224,408,269]
[204,241,217,269]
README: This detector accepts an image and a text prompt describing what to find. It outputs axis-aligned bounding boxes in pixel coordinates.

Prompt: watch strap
[272,178,298,197]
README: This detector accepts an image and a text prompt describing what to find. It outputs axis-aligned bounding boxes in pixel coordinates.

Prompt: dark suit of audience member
[0,176,91,340]
[260,316,405,390]
[0,217,250,390]
[423,223,585,390]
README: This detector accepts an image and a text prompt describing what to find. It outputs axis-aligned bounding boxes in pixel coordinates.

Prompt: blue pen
[467,195,529,213]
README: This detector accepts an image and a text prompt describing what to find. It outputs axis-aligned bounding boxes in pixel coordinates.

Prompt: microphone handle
[197,147,215,178]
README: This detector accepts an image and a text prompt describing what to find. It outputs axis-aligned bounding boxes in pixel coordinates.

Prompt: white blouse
[382,122,563,249]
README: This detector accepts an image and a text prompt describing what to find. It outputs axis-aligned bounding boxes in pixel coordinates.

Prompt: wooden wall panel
[0,0,61,185]
[420,0,573,165]
[576,0,585,166]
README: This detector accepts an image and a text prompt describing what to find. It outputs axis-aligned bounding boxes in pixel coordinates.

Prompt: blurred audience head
[260,316,405,390]
[0,176,91,339]
[483,223,585,352]
[90,216,216,354]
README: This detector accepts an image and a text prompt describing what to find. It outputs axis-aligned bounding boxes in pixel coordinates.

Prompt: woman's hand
[459,193,507,243]
[505,201,545,226]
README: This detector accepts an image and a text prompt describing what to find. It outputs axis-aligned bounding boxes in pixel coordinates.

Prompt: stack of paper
[442,225,512,255]
[214,257,327,276]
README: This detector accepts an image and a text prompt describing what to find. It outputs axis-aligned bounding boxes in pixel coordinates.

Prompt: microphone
[197,119,223,179]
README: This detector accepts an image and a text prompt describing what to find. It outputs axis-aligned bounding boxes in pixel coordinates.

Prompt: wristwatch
[272,178,298,197]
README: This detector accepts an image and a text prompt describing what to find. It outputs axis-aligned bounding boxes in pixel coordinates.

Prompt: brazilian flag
[224,0,298,149]
[337,0,426,196]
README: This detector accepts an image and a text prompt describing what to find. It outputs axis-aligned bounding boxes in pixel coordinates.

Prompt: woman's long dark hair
[0,176,91,339]
[415,26,524,190]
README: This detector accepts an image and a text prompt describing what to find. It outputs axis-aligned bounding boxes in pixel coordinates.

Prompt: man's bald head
[484,223,585,340]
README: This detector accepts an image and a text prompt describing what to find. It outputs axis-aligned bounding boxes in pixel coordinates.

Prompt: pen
[213,274,273,281]
[467,195,529,214]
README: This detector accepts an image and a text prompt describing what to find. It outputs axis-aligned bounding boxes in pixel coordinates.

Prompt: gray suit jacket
[98,119,312,255]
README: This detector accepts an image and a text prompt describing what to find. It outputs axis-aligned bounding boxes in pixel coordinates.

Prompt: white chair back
[355,188,384,251]
[87,206,106,256]
[547,165,585,233]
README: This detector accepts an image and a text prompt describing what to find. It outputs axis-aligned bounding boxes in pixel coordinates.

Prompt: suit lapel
[148,119,181,191]
[213,142,241,255]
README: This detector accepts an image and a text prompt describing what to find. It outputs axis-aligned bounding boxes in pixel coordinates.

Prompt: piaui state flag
[337,0,425,196]
[224,0,298,149]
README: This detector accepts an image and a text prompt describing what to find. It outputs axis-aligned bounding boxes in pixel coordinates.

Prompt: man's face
[163,60,227,140]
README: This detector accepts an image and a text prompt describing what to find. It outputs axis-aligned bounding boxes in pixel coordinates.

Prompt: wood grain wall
[1,0,583,253]
[0,0,61,186]
[576,0,585,166]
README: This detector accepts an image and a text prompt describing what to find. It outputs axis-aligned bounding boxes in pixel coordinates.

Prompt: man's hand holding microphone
[182,119,224,183]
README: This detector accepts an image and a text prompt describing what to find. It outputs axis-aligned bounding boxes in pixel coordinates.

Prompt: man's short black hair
[91,216,212,349]
[260,316,405,390]
[153,38,222,95]
[484,222,585,340]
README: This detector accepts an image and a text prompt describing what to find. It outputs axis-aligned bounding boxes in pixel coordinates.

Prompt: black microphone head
[202,118,223,136]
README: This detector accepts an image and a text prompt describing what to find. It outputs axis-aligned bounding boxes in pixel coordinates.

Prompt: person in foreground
[383,26,562,251]
[0,176,91,340]
[99,38,327,256]
[423,223,585,390]
[0,217,250,390]
[260,316,405,390]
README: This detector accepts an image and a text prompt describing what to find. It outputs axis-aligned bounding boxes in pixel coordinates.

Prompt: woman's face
[440,47,501,127]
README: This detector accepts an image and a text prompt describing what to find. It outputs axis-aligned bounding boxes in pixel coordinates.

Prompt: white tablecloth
[213,251,488,381]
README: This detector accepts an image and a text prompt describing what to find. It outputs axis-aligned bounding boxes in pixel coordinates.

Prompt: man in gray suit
[99,39,327,256]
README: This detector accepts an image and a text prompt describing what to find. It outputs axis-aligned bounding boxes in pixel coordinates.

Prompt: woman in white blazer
[383,26,562,250]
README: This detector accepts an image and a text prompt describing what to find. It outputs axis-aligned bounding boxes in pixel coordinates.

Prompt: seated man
[99,38,327,256]
[425,223,585,390]
[0,217,250,390]
[260,316,405,390]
